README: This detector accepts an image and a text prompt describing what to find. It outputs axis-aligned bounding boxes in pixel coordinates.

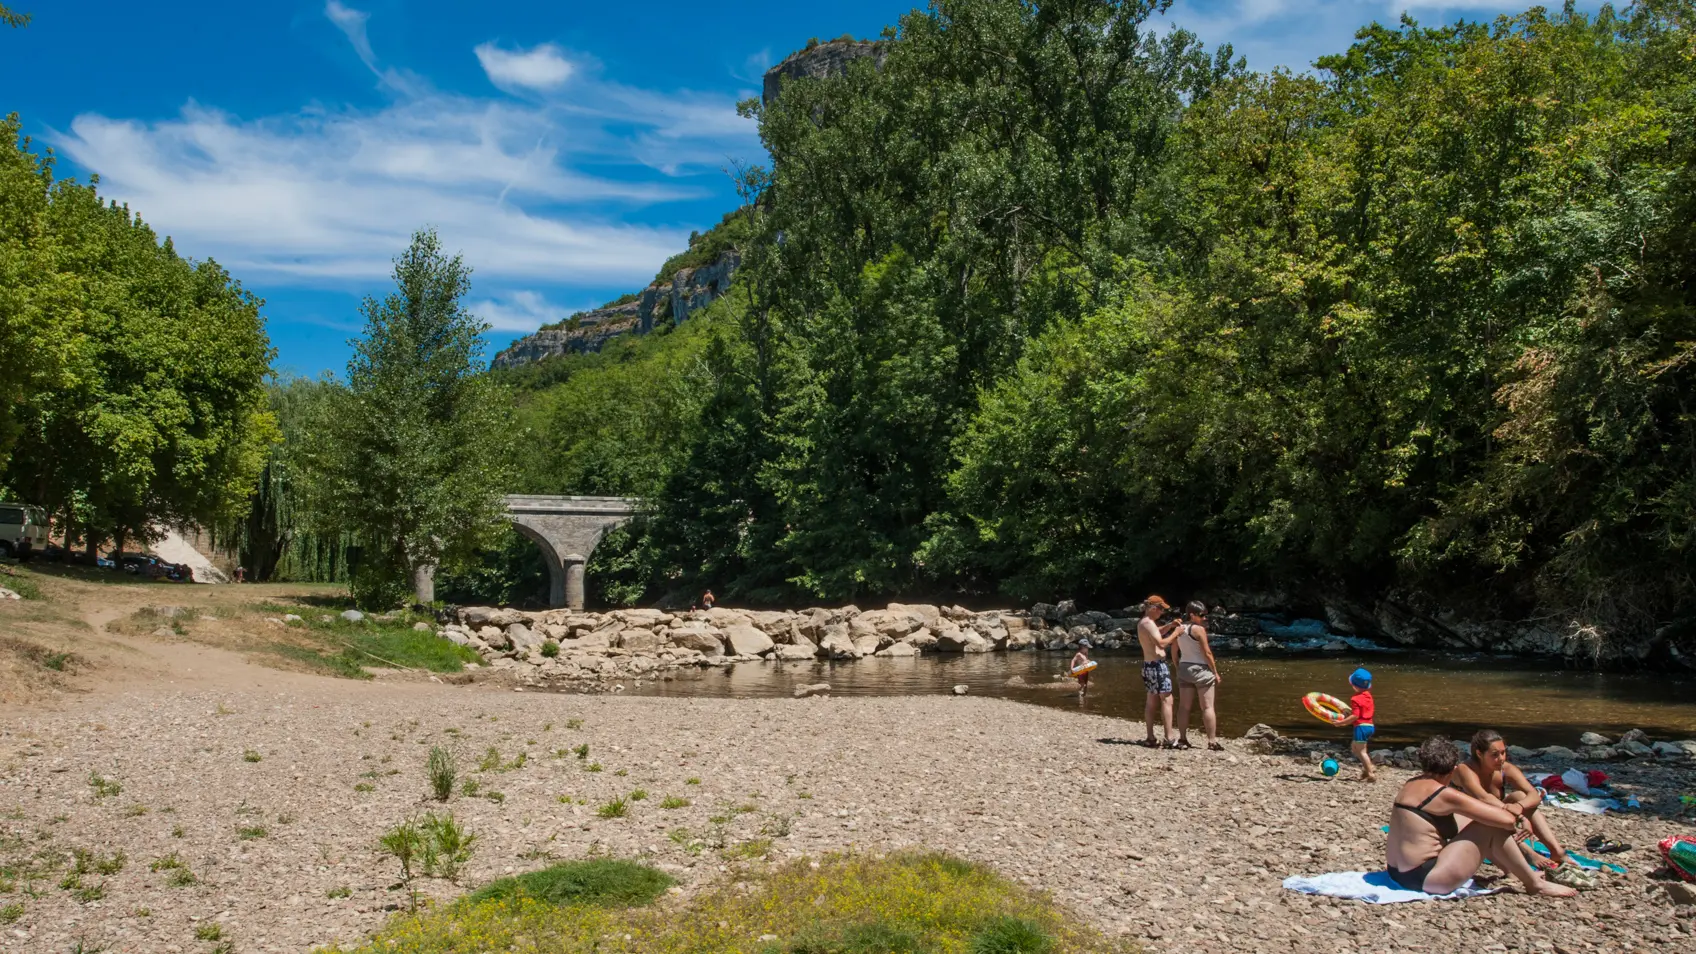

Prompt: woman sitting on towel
[1386,737,1577,897]
[1453,729,1569,871]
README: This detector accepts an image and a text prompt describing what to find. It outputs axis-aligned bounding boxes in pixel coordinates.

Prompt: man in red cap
[1137,595,1182,748]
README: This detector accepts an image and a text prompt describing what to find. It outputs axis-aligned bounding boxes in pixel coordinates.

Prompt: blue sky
[1,0,1591,377]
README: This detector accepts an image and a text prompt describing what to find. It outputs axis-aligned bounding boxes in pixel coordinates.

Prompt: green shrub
[467,859,673,908]
[540,640,559,658]
[969,916,1054,954]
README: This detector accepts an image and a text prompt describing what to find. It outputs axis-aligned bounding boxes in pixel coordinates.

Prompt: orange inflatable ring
[1303,691,1349,725]
[1070,660,1099,678]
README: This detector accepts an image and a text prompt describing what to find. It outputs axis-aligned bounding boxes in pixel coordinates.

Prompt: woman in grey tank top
[1174,601,1223,751]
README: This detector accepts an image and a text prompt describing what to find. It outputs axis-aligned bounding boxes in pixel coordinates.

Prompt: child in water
[1336,668,1376,782]
[1071,639,1093,698]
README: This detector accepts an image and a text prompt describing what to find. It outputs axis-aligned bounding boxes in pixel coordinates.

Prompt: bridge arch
[501,495,640,609]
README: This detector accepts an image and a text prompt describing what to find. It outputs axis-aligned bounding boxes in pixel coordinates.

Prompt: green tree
[1,6,29,29]
[2,116,276,555]
[300,229,515,608]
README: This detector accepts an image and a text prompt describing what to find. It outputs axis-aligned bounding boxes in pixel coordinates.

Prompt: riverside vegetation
[472,0,1695,666]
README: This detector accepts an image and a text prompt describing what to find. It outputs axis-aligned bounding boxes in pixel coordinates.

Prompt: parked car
[0,502,48,559]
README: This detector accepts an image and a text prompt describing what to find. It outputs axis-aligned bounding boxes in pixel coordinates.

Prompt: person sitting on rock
[1453,729,1570,871]
[1386,737,1577,898]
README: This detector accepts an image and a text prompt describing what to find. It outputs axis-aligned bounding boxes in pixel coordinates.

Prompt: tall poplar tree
[301,229,515,608]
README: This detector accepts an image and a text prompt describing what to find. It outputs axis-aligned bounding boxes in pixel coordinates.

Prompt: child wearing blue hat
[1337,668,1376,782]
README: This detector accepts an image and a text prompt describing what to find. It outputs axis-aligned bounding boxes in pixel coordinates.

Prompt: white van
[0,503,48,558]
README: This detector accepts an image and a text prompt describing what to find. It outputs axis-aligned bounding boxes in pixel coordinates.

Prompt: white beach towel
[1282,871,1498,904]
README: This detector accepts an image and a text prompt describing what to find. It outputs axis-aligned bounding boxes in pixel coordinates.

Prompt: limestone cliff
[762,37,888,106]
[490,249,740,370]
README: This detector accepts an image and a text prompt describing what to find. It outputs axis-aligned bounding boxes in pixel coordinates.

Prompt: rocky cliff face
[491,250,740,370]
[762,38,888,106]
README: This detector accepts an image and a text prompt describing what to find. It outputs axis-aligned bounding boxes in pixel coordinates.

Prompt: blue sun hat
[1350,668,1373,689]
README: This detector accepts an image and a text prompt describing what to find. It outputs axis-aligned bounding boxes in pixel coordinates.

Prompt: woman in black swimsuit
[1385,738,1577,898]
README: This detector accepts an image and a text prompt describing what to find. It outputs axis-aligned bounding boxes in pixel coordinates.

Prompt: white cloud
[475,42,576,93]
[46,2,762,336]
[1164,0,1605,72]
[324,0,377,74]
[469,290,591,332]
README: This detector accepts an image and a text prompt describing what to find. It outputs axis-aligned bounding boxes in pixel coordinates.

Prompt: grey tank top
[1176,623,1208,664]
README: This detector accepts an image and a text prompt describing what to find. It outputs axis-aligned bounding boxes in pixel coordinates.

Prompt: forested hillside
[505,0,1695,656]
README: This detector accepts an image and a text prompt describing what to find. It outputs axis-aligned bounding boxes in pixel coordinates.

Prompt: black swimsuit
[1388,786,1459,892]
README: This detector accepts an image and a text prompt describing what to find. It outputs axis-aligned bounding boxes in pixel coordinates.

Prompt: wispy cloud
[48,0,761,337]
[469,290,595,332]
[475,42,576,93]
[1165,0,1602,71]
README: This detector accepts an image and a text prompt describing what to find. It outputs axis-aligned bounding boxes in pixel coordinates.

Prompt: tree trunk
[412,562,435,605]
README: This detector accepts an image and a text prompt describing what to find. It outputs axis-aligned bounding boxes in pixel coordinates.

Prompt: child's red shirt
[1350,689,1375,725]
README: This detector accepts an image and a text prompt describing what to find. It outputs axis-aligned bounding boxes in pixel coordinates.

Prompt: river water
[625,649,1696,748]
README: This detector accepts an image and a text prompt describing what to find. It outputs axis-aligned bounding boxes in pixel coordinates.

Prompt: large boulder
[859,609,921,640]
[747,610,800,636]
[615,627,665,653]
[904,628,938,651]
[933,625,990,653]
[669,623,725,656]
[773,637,819,660]
[722,624,775,656]
[477,625,508,649]
[1001,621,1036,651]
[705,607,754,629]
[459,606,500,627]
[876,640,918,657]
[818,623,860,659]
[793,682,830,698]
[615,608,674,628]
[886,602,942,631]
[506,623,545,655]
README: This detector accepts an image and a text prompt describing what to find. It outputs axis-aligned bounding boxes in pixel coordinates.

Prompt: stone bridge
[502,495,641,609]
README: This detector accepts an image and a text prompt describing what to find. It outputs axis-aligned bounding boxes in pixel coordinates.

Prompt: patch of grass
[237,826,267,840]
[584,763,603,773]
[722,838,771,860]
[195,923,224,941]
[149,853,184,872]
[565,718,583,730]
[459,778,482,797]
[167,868,197,887]
[540,640,559,658]
[572,743,589,760]
[327,886,352,899]
[659,796,690,809]
[0,902,19,923]
[267,642,370,679]
[0,571,42,600]
[595,797,628,819]
[629,789,648,801]
[87,772,121,799]
[325,852,1104,954]
[171,825,185,838]
[428,746,457,801]
[467,859,674,908]
[686,777,701,785]
[243,749,263,763]
[354,782,375,793]
[122,804,148,818]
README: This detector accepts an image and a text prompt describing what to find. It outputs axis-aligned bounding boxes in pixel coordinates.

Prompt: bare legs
[1176,683,1218,747]
[1517,801,1567,867]
[1352,741,1377,782]
[1143,692,1174,745]
[1422,824,1577,898]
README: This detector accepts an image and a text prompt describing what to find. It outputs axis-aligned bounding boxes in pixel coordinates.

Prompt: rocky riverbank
[437,602,1038,686]
[3,683,1693,954]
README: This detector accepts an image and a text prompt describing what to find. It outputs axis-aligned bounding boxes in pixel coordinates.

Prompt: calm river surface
[626,650,1696,748]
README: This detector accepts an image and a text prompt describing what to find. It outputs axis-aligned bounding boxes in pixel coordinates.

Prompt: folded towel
[1282,871,1498,904]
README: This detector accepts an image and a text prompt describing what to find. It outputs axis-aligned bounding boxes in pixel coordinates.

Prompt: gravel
[1,683,1691,953]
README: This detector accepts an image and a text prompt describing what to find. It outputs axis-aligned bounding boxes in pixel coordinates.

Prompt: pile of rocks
[438,602,1034,684]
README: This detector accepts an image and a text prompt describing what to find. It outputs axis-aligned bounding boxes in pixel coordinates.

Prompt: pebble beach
[0,680,1691,953]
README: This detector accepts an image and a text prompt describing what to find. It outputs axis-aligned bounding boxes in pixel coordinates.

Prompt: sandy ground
[1,577,1693,953]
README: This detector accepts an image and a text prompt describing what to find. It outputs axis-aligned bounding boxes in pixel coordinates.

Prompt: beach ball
[1321,758,1340,777]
